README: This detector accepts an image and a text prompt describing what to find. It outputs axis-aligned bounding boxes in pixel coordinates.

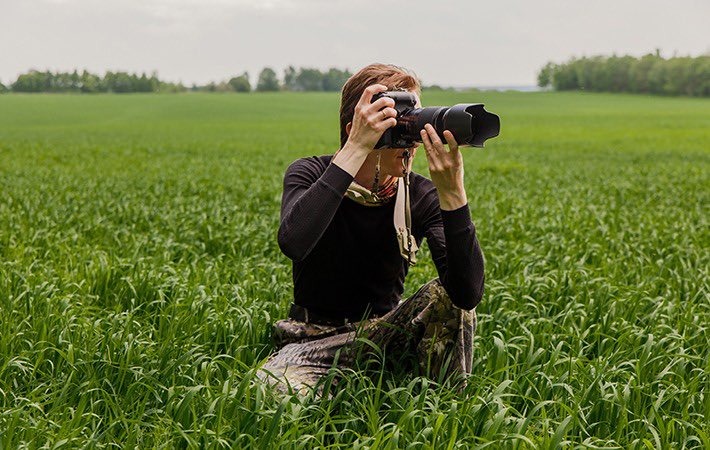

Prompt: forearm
[437,185,468,211]
[331,142,370,177]
[439,204,485,309]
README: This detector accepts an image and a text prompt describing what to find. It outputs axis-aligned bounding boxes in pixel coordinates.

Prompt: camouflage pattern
[258,278,477,395]
[272,318,354,349]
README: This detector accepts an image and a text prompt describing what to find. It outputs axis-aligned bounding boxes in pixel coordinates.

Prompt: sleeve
[421,200,485,310]
[277,158,354,261]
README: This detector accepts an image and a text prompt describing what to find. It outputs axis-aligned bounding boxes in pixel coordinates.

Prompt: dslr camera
[372,91,500,149]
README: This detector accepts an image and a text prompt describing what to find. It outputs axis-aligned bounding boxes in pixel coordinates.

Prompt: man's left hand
[420,124,468,211]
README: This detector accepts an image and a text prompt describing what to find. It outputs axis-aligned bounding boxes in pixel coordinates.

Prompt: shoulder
[285,154,333,178]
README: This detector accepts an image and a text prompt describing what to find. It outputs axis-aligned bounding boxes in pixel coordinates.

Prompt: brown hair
[339,63,420,148]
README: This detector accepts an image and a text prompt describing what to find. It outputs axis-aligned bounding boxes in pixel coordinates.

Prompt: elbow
[470,284,485,310]
[449,279,484,311]
[452,295,477,311]
[277,226,307,262]
[467,277,485,310]
[277,227,299,261]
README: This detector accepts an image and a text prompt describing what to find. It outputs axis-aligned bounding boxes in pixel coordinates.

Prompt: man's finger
[420,134,437,169]
[358,84,388,107]
[420,129,435,154]
[377,117,397,130]
[443,130,459,155]
[425,124,443,147]
[368,96,396,113]
[420,129,441,169]
[379,107,398,120]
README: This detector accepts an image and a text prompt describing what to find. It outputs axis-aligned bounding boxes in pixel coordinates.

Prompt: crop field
[0,91,708,448]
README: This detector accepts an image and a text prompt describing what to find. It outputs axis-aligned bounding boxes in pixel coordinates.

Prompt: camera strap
[394,151,418,266]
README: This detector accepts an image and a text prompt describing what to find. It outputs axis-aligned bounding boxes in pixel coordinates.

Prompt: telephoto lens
[371,91,500,149]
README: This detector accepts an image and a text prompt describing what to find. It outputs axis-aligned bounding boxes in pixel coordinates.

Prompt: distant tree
[647,60,668,94]
[8,68,186,93]
[295,68,323,91]
[152,75,164,92]
[104,71,135,93]
[629,54,658,93]
[608,56,634,92]
[134,73,152,92]
[53,71,74,92]
[12,70,49,92]
[322,68,351,91]
[159,81,186,93]
[537,62,555,88]
[662,57,691,95]
[70,70,81,91]
[540,52,708,97]
[228,72,251,92]
[257,67,280,91]
[80,70,103,93]
[0,80,7,93]
[551,61,577,91]
[283,65,297,91]
[573,56,605,91]
[687,55,710,96]
[214,81,234,92]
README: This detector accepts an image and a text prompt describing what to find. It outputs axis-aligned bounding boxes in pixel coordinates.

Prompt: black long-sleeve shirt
[278,155,484,320]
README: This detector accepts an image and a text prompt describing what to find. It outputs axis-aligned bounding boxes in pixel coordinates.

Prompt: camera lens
[371,91,500,149]
[410,104,500,148]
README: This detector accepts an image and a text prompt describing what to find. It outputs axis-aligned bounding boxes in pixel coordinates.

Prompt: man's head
[339,64,421,149]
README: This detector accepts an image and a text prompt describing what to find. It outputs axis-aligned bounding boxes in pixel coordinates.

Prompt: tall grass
[0,92,708,448]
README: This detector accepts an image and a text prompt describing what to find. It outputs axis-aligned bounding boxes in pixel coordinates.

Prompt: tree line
[199,67,353,93]
[537,52,709,97]
[0,66,353,94]
[4,70,186,94]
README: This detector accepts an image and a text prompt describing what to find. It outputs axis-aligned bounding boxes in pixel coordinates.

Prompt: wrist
[341,140,371,157]
[438,187,468,211]
[332,142,371,177]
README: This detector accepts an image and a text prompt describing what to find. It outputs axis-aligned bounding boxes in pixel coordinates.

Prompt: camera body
[371,91,500,149]
[372,91,420,149]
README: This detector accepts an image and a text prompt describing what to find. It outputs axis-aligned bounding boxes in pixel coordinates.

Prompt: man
[259,63,484,394]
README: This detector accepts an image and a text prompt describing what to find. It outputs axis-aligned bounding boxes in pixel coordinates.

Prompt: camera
[371,91,500,149]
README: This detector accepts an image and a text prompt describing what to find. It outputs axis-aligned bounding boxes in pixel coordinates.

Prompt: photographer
[259,64,485,393]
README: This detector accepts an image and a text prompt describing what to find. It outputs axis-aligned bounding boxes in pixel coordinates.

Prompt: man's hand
[346,84,398,153]
[333,84,398,177]
[420,124,468,211]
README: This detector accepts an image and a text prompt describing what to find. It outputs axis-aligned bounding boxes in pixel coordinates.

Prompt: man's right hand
[345,84,398,154]
[333,84,398,177]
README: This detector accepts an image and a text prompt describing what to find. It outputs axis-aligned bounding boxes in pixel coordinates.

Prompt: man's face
[377,91,421,178]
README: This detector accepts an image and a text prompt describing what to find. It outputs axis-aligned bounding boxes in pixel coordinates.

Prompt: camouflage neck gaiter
[344,176,398,206]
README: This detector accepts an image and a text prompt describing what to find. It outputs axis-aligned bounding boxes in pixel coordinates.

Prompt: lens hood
[371,91,500,149]
[444,104,500,147]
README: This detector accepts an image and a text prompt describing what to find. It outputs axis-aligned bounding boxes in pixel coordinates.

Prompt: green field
[1,91,708,448]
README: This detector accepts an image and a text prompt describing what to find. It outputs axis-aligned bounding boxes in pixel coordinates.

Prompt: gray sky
[1,0,708,87]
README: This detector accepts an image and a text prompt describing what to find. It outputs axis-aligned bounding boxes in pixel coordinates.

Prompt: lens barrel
[372,92,500,149]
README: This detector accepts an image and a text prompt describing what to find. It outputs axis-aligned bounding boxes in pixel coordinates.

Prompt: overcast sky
[1,0,708,87]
